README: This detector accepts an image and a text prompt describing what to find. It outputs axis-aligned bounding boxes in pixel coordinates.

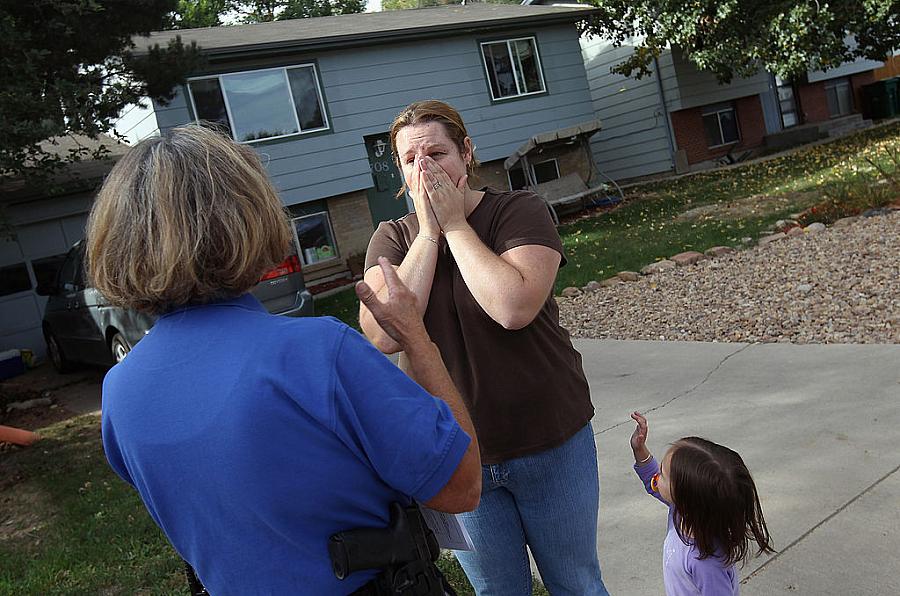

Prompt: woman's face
[395,121,472,189]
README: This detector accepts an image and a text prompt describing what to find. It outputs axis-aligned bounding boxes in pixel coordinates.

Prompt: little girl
[630,411,774,595]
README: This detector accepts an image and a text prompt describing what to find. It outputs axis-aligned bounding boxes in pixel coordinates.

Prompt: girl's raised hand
[630,411,650,460]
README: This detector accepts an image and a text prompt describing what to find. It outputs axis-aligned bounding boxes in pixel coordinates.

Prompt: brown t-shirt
[364,188,594,463]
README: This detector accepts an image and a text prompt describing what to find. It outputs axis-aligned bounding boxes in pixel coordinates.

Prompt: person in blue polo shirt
[85,125,481,595]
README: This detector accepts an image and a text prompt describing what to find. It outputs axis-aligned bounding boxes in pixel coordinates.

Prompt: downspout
[652,56,678,168]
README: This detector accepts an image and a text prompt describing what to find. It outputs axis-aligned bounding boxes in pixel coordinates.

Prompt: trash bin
[863,78,899,119]
[0,350,25,381]
[891,77,900,114]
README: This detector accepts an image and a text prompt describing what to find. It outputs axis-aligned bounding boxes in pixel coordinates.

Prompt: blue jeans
[454,424,609,596]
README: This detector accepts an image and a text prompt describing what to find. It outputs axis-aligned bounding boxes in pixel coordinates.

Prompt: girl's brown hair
[86,125,292,315]
[668,437,774,566]
[389,100,479,196]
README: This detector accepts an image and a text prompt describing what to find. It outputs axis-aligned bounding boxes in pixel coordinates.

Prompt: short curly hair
[85,125,292,314]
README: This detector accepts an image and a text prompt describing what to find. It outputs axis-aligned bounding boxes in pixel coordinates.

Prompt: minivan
[37,242,314,372]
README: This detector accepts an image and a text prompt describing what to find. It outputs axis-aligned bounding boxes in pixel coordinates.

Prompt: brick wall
[797,71,876,122]
[670,95,767,165]
[797,81,831,123]
[326,189,374,261]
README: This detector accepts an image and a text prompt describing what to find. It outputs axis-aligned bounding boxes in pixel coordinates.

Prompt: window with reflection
[188,65,328,143]
[481,37,546,101]
[293,212,339,266]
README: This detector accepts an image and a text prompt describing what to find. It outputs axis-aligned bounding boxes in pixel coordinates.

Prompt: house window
[0,263,32,297]
[480,37,546,101]
[825,77,853,118]
[187,65,328,143]
[702,103,740,148]
[293,212,339,266]
[508,158,560,190]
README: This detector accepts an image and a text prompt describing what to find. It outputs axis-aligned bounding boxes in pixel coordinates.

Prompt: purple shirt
[635,458,739,596]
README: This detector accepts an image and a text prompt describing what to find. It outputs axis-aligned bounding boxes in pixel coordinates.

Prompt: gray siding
[581,35,673,181]
[662,49,770,112]
[807,55,884,83]
[153,24,595,206]
[112,100,160,144]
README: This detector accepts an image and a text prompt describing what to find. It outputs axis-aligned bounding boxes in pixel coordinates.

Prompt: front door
[364,132,408,226]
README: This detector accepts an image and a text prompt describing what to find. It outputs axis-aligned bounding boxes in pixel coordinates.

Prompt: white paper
[420,506,475,551]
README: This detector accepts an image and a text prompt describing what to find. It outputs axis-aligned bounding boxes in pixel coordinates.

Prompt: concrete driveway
[577,339,900,596]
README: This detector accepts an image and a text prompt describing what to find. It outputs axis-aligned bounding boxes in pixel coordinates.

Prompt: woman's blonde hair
[86,125,292,314]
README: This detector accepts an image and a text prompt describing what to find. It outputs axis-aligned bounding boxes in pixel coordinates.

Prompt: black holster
[330,502,456,596]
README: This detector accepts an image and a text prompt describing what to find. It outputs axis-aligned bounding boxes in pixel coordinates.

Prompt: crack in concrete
[742,461,900,584]
[594,343,754,435]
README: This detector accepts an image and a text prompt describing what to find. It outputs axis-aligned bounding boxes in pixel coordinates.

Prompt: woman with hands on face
[360,100,609,595]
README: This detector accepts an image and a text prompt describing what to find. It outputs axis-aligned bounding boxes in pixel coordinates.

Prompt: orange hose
[0,425,40,446]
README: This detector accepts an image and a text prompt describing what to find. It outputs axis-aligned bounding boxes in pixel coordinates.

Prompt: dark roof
[1,135,128,203]
[138,4,599,59]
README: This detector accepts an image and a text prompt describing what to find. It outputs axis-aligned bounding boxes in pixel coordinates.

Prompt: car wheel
[46,331,77,374]
[110,332,132,364]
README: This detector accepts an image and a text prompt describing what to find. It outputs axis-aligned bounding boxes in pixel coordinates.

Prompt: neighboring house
[522,0,890,181]
[121,3,602,284]
[580,37,888,180]
[582,37,883,180]
[0,137,127,359]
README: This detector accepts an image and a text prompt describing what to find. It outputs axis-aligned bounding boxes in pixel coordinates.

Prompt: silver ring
[432,182,443,190]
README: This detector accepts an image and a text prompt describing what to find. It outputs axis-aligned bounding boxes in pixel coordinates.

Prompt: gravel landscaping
[558,209,900,344]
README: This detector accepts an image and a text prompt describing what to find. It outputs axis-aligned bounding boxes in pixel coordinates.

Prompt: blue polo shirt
[101,294,470,595]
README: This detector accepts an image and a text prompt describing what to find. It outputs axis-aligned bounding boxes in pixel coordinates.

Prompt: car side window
[72,248,86,289]
[56,248,82,292]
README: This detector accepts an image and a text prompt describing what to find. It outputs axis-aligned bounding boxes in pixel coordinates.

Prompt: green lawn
[315,286,362,331]
[0,415,547,595]
[555,121,900,291]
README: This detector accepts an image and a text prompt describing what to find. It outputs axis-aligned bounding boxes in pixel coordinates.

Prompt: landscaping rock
[805,222,826,234]
[600,277,623,287]
[862,207,891,218]
[787,227,805,238]
[741,237,754,245]
[833,216,859,227]
[558,210,900,345]
[584,281,603,292]
[759,232,787,245]
[6,397,52,412]
[704,246,734,258]
[775,219,797,231]
[671,251,706,267]
[617,271,640,282]
[561,287,581,298]
[640,260,676,275]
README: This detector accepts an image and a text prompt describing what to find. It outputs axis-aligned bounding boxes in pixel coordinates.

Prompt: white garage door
[0,214,87,361]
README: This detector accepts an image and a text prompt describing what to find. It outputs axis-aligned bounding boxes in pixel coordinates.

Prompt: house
[520,0,891,181]
[120,3,603,285]
[579,35,890,181]
[0,137,127,359]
